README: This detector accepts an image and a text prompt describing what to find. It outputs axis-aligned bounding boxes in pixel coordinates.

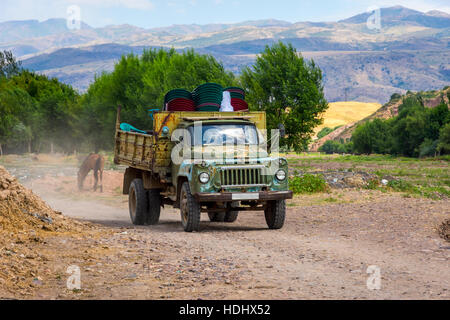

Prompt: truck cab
[114,109,292,232]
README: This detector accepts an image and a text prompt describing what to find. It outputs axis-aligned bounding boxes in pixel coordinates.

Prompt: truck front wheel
[180,182,201,232]
[264,200,286,229]
[129,179,147,225]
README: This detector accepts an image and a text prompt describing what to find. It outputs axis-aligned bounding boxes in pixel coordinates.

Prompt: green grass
[365,178,380,190]
[287,153,449,199]
[289,174,329,194]
[387,179,450,199]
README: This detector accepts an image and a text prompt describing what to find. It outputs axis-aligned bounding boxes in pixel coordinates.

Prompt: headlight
[199,172,210,184]
[275,169,286,181]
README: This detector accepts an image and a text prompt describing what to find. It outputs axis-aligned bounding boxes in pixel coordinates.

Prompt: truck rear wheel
[224,211,238,223]
[180,182,201,232]
[264,200,286,229]
[129,179,147,225]
[208,212,225,222]
[146,190,161,225]
[224,202,239,222]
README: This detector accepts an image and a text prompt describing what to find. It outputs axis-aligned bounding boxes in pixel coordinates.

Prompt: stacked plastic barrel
[164,89,195,112]
[165,83,248,112]
[192,83,223,111]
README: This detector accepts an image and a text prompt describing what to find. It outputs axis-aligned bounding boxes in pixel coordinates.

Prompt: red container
[167,98,196,111]
[231,98,249,112]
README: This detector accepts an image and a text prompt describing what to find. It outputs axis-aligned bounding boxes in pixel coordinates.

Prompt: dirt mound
[0,165,81,234]
[0,165,92,296]
[438,219,450,242]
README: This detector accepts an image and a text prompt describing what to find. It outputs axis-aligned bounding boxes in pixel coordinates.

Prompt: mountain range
[1,5,449,102]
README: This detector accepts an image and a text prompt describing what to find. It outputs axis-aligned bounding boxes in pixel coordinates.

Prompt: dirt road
[25,184,449,300]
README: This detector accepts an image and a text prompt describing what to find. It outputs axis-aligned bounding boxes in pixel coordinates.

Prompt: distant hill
[22,44,150,71]
[0,18,92,43]
[21,44,449,101]
[2,5,449,101]
[340,6,450,28]
[310,87,450,151]
[314,102,382,136]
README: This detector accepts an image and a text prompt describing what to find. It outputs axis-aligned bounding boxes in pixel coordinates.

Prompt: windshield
[188,123,259,146]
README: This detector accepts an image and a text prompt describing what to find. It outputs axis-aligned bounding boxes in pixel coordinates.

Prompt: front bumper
[194,190,293,202]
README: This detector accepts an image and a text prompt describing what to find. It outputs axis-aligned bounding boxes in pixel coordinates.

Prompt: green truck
[114,107,292,232]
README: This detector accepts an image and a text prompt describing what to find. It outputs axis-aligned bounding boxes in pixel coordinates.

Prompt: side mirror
[278,124,286,138]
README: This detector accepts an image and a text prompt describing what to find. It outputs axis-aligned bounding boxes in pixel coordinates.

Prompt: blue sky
[1,0,449,28]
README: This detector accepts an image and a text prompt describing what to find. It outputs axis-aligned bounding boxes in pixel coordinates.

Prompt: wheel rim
[129,187,137,221]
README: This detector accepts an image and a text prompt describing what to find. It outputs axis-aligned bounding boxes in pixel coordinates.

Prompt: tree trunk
[0,143,2,157]
[28,140,31,154]
[50,142,54,154]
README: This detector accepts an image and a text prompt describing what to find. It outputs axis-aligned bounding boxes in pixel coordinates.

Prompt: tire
[180,182,201,232]
[224,211,238,223]
[146,190,161,225]
[129,179,148,225]
[264,200,286,229]
[208,212,225,222]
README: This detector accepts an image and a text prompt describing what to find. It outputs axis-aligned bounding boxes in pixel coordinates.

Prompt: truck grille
[220,166,266,187]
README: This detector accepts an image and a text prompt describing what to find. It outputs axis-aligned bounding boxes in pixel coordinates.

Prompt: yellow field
[315,101,382,134]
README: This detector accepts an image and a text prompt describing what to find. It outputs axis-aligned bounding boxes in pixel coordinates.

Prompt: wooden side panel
[114,129,173,174]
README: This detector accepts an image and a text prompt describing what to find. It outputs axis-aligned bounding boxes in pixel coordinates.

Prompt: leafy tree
[0,66,81,155]
[0,50,21,79]
[437,123,450,154]
[317,127,333,139]
[319,140,345,154]
[350,94,449,157]
[241,41,328,152]
[419,138,439,158]
[391,97,430,157]
[0,83,35,155]
[425,102,449,141]
[10,122,33,153]
[317,125,342,139]
[352,118,390,154]
[81,48,235,151]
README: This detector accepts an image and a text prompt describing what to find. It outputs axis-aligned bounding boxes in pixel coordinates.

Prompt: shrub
[317,127,333,139]
[419,139,438,157]
[365,178,380,190]
[352,118,390,154]
[289,174,329,194]
[319,139,352,154]
[390,93,402,101]
[437,123,450,154]
[319,140,344,154]
[387,179,417,193]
